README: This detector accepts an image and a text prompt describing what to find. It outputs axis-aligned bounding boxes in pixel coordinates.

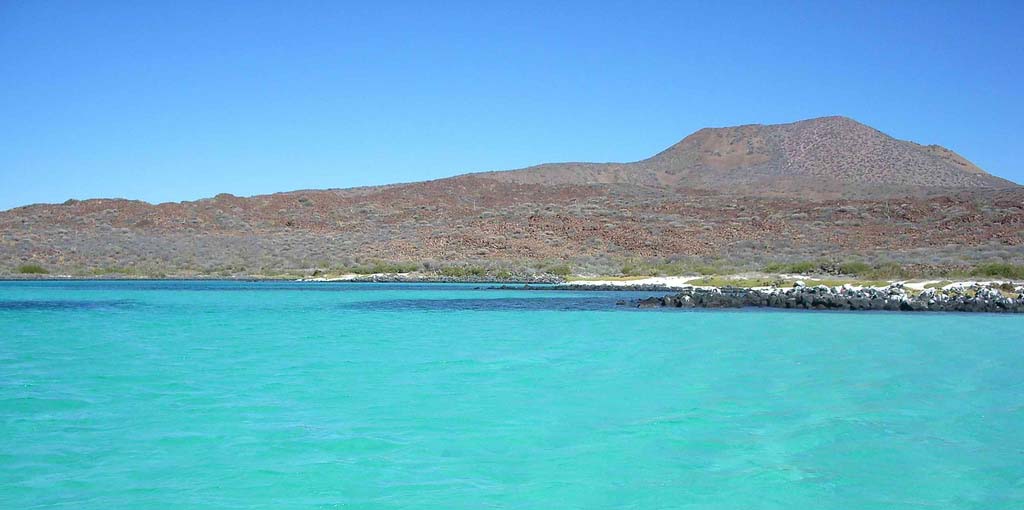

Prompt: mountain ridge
[2,116,1021,276]
[4,116,1017,212]
[474,116,1014,194]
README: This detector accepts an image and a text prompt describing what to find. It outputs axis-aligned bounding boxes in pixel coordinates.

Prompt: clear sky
[1,1,1021,209]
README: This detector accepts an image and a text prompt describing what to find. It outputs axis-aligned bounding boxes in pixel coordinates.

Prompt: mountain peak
[798,114,861,124]
[482,116,1014,195]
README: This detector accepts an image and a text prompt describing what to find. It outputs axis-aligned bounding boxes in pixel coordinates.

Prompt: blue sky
[1,1,1021,209]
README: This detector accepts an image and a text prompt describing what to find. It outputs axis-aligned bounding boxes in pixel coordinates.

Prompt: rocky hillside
[1,117,1021,276]
[480,116,1014,196]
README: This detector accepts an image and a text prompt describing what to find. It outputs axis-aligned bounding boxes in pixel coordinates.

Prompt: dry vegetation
[2,181,1022,278]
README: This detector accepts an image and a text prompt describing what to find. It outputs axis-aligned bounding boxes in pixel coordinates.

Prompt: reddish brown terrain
[483,116,1012,194]
[2,116,1021,276]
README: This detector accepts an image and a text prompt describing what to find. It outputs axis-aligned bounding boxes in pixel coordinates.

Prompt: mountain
[1,116,1021,276]
[478,116,1014,196]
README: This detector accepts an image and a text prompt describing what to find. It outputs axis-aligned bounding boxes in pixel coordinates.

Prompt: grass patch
[970,263,1024,280]
[439,266,487,278]
[762,261,821,274]
[342,261,421,274]
[17,264,49,274]
[620,263,658,277]
[544,264,572,277]
[837,261,872,275]
[92,267,137,276]
[861,262,911,280]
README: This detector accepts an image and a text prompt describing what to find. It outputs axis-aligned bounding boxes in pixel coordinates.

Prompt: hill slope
[479,116,1014,196]
[1,116,1021,276]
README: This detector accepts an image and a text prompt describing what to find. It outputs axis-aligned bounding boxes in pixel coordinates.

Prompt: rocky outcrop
[634,282,1024,313]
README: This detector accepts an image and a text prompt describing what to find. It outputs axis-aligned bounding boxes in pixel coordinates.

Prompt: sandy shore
[298,273,1021,291]
[570,276,1019,291]
[566,276,706,288]
[301,274,364,282]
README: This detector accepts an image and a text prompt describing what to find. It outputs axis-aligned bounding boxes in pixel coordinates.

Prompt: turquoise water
[1,281,1022,509]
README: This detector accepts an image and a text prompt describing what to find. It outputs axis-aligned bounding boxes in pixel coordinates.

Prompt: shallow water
[1,281,1022,509]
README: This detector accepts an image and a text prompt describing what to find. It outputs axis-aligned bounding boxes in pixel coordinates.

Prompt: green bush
[618,259,736,277]
[439,266,487,278]
[970,263,1024,279]
[620,263,657,277]
[762,261,819,274]
[641,261,692,275]
[17,264,49,274]
[348,261,420,274]
[92,267,136,275]
[864,262,908,279]
[838,261,872,275]
[692,264,724,275]
[546,264,572,277]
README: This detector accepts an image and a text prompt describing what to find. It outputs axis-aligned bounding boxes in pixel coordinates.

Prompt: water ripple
[0,300,135,311]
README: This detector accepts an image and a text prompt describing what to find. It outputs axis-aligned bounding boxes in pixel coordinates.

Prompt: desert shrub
[92,267,137,276]
[863,262,908,280]
[763,261,819,274]
[545,264,572,277]
[620,263,657,277]
[652,260,696,275]
[439,266,487,277]
[348,261,420,274]
[838,261,872,276]
[618,258,739,277]
[970,263,1024,279]
[692,264,727,275]
[17,264,49,274]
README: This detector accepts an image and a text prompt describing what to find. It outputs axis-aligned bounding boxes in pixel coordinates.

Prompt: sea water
[1,281,1021,509]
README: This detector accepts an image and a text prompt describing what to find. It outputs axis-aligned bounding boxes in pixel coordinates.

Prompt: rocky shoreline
[632,282,1024,313]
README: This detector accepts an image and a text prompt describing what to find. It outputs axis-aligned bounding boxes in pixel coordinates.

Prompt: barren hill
[479,116,1014,196]
[2,116,1021,276]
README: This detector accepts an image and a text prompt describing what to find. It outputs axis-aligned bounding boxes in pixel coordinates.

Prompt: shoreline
[3,272,1020,290]
[296,273,562,284]
[629,281,1024,313]
[2,275,1022,313]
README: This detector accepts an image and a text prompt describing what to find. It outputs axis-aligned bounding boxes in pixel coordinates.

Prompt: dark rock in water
[632,282,1023,313]
[636,297,662,309]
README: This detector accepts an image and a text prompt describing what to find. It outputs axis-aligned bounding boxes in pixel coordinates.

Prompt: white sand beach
[567,276,706,288]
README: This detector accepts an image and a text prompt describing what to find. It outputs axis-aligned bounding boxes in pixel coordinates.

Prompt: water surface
[1,281,1021,509]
